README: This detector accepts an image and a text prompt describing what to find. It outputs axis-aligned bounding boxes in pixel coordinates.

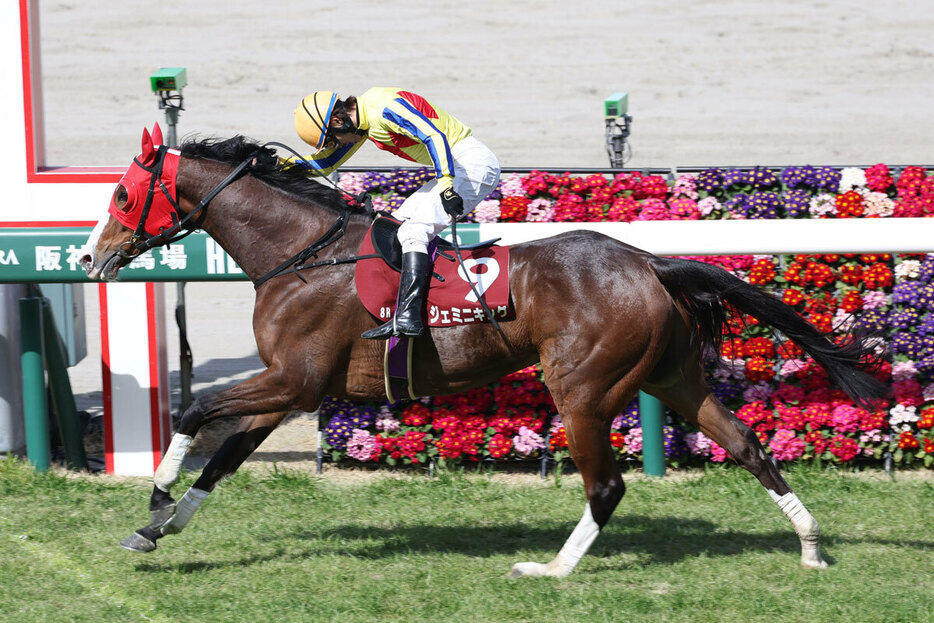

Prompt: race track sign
[0,227,247,282]
[0,224,480,283]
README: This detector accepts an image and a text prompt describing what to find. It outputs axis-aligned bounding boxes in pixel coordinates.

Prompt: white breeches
[393,137,501,254]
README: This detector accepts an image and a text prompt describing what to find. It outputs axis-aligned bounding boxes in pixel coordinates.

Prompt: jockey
[291,88,501,340]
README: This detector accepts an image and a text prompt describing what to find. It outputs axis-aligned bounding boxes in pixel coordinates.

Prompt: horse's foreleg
[510,414,624,578]
[121,411,289,552]
[677,392,827,569]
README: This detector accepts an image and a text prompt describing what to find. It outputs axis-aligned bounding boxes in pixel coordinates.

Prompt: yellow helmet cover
[294,91,339,151]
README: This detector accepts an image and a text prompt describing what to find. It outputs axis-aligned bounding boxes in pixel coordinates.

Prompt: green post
[639,391,666,477]
[41,299,88,471]
[20,297,50,471]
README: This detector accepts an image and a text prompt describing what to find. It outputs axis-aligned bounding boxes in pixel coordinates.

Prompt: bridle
[115,142,360,288]
[115,145,256,261]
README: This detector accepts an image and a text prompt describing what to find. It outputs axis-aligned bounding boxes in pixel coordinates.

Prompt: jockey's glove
[441,188,465,218]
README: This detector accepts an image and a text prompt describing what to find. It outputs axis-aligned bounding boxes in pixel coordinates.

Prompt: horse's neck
[177,159,348,283]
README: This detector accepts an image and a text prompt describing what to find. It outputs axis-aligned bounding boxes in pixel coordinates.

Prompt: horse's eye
[113,185,130,211]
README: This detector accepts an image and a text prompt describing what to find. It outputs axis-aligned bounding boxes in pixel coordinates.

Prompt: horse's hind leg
[120,411,288,552]
[510,407,625,578]
[656,383,828,569]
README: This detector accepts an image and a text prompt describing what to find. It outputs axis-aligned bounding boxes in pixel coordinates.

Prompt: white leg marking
[153,433,193,492]
[509,503,601,578]
[159,487,209,535]
[768,489,827,569]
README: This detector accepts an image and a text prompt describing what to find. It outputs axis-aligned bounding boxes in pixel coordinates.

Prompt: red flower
[743,337,776,359]
[861,263,893,289]
[610,432,625,449]
[488,433,513,458]
[924,438,934,454]
[829,435,859,461]
[747,258,776,285]
[401,403,431,427]
[745,357,775,383]
[839,264,863,286]
[898,431,920,450]
[839,290,863,313]
[499,196,529,222]
[835,190,865,218]
[549,427,568,450]
[917,406,934,429]
[865,164,894,193]
[805,430,828,455]
[782,289,805,306]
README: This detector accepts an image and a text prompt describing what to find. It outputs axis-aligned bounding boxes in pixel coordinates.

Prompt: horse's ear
[151,122,164,147]
[140,127,155,165]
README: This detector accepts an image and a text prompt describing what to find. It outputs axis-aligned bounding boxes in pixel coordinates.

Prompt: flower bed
[321,165,934,469]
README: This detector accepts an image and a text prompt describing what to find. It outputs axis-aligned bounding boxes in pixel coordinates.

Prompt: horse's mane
[179,135,372,216]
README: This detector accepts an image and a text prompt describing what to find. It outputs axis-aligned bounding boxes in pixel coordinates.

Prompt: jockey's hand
[441,188,465,219]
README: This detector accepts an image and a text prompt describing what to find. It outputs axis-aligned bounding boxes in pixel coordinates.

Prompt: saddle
[370,215,500,274]
[355,215,515,403]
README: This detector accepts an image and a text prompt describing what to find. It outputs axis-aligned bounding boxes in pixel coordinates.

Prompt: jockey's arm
[381,99,456,193]
[283,140,365,177]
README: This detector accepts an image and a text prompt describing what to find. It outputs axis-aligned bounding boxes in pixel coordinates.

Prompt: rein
[120,140,508,349]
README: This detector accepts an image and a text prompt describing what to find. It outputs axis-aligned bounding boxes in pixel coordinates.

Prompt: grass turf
[1,457,932,623]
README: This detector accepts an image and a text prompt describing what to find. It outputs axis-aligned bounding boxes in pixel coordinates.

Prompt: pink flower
[346,428,379,462]
[525,198,555,222]
[624,427,643,454]
[634,198,670,221]
[709,441,730,463]
[831,405,862,433]
[472,199,501,223]
[685,431,712,456]
[769,429,806,461]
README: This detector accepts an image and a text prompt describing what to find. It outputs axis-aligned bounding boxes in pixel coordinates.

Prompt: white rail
[479,218,934,256]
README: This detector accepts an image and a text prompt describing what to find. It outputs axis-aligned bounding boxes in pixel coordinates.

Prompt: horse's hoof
[508,562,548,578]
[120,530,157,553]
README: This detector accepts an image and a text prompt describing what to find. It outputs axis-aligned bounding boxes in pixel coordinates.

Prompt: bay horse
[81,126,886,577]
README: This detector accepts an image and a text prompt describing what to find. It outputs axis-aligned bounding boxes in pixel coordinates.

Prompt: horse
[81,125,887,577]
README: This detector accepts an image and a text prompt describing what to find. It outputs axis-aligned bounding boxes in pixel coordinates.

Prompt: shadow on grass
[132,514,932,574]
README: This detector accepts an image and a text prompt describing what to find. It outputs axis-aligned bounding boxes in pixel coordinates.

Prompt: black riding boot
[362,251,430,340]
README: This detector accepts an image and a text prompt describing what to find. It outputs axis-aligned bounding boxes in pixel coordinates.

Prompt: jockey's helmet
[294,91,341,152]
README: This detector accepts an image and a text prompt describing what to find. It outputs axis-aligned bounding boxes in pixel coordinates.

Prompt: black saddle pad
[370,215,500,273]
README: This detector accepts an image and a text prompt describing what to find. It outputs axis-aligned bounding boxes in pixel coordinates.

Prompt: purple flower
[748,191,781,219]
[723,168,751,188]
[919,257,934,282]
[892,282,921,307]
[711,380,745,404]
[724,193,752,217]
[854,309,887,333]
[696,168,724,194]
[781,166,816,189]
[892,332,924,358]
[814,167,842,192]
[615,399,641,428]
[783,189,811,218]
[663,426,688,458]
[917,313,934,336]
[918,284,934,312]
[888,308,920,330]
[750,167,780,189]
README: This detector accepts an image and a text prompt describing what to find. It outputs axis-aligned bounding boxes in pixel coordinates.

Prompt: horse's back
[507,229,678,338]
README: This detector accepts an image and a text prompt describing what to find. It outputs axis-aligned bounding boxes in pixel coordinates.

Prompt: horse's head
[81,123,183,281]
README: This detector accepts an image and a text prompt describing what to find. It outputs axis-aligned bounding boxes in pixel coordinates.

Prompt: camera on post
[604,92,632,168]
[149,67,187,147]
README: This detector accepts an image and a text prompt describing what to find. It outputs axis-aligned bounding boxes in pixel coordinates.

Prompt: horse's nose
[79,252,93,272]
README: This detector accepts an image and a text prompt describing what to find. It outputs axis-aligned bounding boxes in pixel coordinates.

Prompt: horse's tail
[647,255,888,407]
